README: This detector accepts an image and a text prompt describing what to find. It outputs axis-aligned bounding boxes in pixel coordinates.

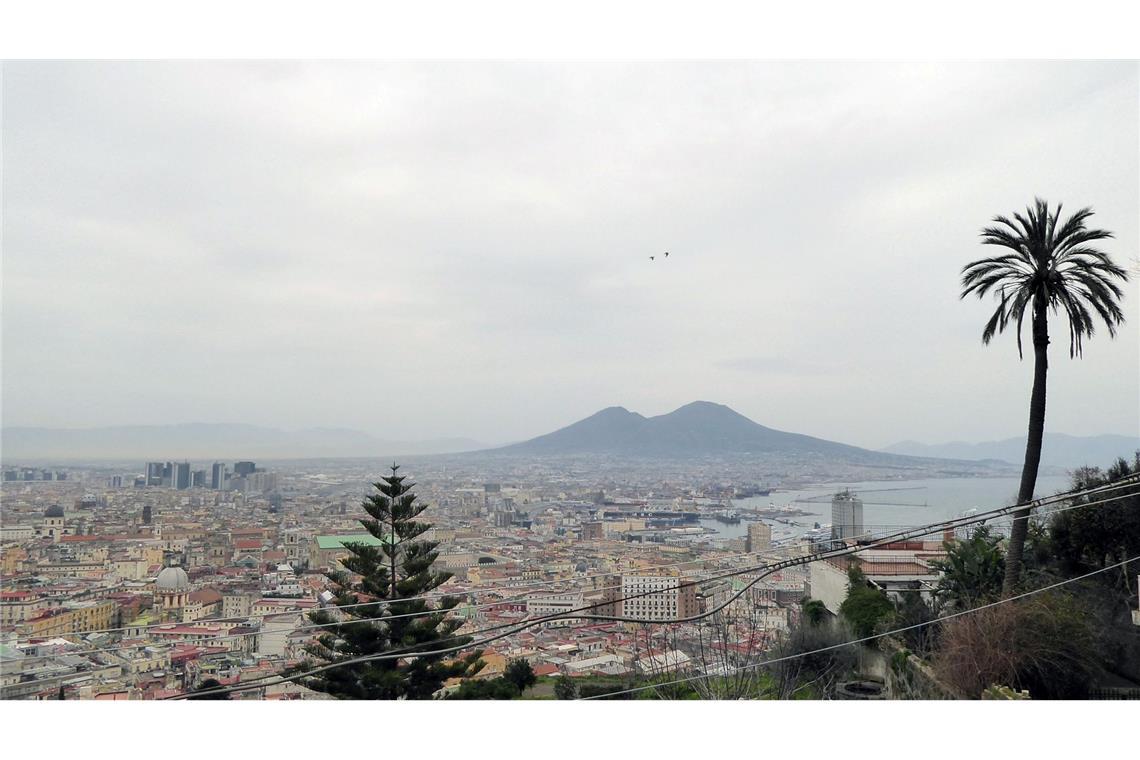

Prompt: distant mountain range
[491,401,981,470]
[0,424,490,461]
[882,434,1140,470]
[8,407,1128,470]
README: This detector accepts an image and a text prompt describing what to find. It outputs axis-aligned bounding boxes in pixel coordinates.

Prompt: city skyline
[3,61,1137,450]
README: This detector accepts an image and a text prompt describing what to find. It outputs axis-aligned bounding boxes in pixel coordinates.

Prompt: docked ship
[754,502,813,518]
[710,509,742,525]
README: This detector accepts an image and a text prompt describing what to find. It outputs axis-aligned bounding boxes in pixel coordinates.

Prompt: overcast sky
[2,61,1137,449]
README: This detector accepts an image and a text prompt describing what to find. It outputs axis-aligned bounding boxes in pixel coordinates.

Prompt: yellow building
[18,600,117,637]
[0,546,27,575]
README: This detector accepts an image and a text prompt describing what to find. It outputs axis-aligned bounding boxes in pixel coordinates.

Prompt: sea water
[704,474,1074,541]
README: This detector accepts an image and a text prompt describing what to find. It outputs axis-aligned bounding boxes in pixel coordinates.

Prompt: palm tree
[960,198,1128,595]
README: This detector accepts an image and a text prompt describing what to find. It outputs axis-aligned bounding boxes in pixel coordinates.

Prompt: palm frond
[963,199,1128,359]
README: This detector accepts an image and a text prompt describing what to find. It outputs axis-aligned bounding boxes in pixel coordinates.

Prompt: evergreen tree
[800,598,828,627]
[1050,453,1140,594]
[839,566,894,639]
[503,658,537,693]
[298,464,483,699]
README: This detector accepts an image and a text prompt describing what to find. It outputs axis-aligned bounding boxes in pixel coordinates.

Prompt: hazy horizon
[2,401,1137,466]
[4,61,1138,451]
[3,401,1139,444]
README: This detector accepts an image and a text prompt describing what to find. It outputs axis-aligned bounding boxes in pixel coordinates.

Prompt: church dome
[155,566,190,592]
[44,505,65,518]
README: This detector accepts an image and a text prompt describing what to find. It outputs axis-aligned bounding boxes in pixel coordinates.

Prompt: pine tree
[297,464,483,699]
[503,658,536,693]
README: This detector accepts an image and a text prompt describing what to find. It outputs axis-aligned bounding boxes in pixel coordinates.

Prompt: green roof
[316,534,392,550]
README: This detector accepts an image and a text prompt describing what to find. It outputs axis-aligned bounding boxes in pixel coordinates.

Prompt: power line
[18,476,1139,668]
[168,481,1138,699]
[24,472,1138,642]
[579,555,1140,700]
[10,541,823,663]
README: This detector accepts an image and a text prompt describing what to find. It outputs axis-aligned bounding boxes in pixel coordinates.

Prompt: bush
[578,682,635,700]
[933,591,1101,699]
[930,526,1004,611]
[770,618,858,699]
[448,678,520,700]
[554,674,578,700]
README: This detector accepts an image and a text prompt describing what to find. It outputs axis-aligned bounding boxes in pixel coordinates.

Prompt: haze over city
[2,35,1139,723]
[4,61,1137,450]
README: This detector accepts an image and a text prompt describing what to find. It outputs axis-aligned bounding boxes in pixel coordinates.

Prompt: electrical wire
[11,485,1112,669]
[21,472,1138,645]
[166,482,1139,699]
[21,484,1132,667]
[578,555,1140,700]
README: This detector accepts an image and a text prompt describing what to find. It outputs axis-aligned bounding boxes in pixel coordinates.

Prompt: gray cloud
[2,61,1137,449]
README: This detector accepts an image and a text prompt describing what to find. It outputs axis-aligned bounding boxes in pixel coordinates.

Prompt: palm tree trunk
[1003,296,1049,596]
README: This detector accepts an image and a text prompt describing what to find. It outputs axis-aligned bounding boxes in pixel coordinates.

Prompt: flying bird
[649,256,655,261]
[664,252,669,257]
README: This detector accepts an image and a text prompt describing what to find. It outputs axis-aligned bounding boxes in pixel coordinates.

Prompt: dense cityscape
[0,451,879,699]
[1,55,1137,760]
[3,430,1137,700]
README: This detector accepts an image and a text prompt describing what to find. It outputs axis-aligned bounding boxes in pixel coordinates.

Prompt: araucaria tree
[960,199,1128,595]
[299,464,483,699]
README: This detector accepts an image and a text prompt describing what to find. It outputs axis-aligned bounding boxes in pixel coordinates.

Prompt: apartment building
[620,572,698,621]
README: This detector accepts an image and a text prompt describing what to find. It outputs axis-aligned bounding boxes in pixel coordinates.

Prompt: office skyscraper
[171,462,191,490]
[146,462,165,486]
[211,462,227,490]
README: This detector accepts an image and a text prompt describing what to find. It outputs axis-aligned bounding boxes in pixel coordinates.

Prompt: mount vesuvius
[492,401,972,467]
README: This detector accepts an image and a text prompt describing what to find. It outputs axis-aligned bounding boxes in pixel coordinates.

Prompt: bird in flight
[664,252,669,257]
[649,256,655,261]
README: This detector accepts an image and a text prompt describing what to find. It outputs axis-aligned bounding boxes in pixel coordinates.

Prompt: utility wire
[20,477,1139,668]
[579,555,1140,699]
[167,482,1138,700]
[25,473,1138,643]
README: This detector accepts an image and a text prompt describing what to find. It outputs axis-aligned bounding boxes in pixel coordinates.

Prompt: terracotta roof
[188,589,223,605]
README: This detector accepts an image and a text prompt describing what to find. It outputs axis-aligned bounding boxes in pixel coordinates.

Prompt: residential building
[620,572,698,621]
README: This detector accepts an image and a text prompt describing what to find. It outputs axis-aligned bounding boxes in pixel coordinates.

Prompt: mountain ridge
[882,433,1140,470]
[493,400,938,465]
